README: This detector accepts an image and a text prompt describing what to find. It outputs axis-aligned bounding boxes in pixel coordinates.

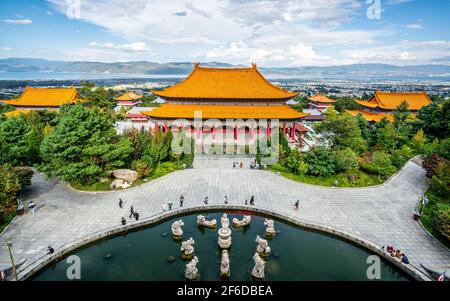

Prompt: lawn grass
[268,163,386,188]
[420,192,450,249]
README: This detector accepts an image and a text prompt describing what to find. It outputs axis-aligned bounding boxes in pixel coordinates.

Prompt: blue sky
[0,0,449,66]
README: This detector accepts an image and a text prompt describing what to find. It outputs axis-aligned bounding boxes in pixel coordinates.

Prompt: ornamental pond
[32,211,410,281]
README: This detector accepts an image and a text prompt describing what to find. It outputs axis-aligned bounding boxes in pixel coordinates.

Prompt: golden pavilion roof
[142,104,308,120]
[115,92,143,101]
[308,94,336,103]
[3,109,32,117]
[152,63,299,100]
[346,110,394,122]
[1,87,78,107]
[355,91,431,111]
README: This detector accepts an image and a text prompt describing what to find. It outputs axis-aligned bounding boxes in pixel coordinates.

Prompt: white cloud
[2,47,13,51]
[89,41,151,53]
[46,0,449,66]
[406,23,423,29]
[3,19,33,25]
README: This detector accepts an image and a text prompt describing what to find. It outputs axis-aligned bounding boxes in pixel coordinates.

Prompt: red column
[283,124,287,135]
[164,124,169,133]
[290,125,296,141]
[234,127,238,141]
[266,127,271,137]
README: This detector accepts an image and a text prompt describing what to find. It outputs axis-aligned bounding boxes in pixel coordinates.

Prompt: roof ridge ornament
[251,63,257,68]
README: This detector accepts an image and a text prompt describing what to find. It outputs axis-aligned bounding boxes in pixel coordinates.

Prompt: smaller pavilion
[307,94,336,111]
[347,91,432,122]
[115,92,142,107]
[1,87,78,117]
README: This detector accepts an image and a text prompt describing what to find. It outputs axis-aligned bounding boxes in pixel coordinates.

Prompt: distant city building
[1,87,78,117]
[347,91,432,122]
[307,94,336,111]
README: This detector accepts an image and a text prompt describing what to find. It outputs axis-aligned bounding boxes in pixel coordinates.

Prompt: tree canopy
[40,104,133,184]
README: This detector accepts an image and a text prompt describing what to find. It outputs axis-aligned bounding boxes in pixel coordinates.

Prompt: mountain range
[1,58,450,80]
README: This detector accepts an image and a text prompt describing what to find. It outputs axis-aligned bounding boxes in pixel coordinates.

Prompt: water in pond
[32,211,409,281]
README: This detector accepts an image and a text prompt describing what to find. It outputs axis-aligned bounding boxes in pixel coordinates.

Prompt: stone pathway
[0,160,449,280]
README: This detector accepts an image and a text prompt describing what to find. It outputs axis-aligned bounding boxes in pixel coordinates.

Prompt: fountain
[171,220,184,240]
[196,215,217,228]
[251,252,266,280]
[220,250,230,278]
[255,235,271,257]
[264,219,276,236]
[180,237,195,259]
[185,256,200,280]
[232,215,251,227]
[218,213,232,249]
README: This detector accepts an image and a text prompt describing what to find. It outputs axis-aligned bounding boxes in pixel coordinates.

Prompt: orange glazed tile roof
[115,92,143,101]
[346,110,394,122]
[1,87,78,107]
[308,94,336,103]
[3,109,32,117]
[356,91,431,111]
[152,63,299,100]
[142,104,309,120]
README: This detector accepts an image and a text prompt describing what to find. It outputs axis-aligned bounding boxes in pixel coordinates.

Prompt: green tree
[305,147,337,177]
[334,97,361,113]
[416,99,450,139]
[411,129,427,154]
[297,160,309,176]
[315,113,367,154]
[142,129,172,166]
[376,123,397,151]
[369,151,396,180]
[40,104,133,184]
[335,148,359,174]
[78,83,117,111]
[0,116,32,166]
[0,165,21,227]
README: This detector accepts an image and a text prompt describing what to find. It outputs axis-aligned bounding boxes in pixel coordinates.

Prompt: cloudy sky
[1,0,449,66]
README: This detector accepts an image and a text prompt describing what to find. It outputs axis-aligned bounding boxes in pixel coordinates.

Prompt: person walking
[129,206,135,218]
[168,202,173,210]
[134,212,140,221]
[250,195,255,206]
[245,199,248,205]
[28,201,36,214]
[47,246,54,255]
[294,200,300,211]
[224,195,228,205]
[204,196,209,205]
[119,199,123,209]
[180,195,184,207]
[121,217,127,225]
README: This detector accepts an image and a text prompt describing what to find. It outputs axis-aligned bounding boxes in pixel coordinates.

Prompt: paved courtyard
[0,159,449,280]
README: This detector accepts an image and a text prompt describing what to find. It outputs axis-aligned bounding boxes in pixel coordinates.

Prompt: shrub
[435,209,450,241]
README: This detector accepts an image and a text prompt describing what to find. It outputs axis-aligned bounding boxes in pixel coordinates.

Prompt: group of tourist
[119,200,141,225]
[250,160,259,169]
[232,161,260,169]
[384,245,410,264]
[232,162,244,169]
